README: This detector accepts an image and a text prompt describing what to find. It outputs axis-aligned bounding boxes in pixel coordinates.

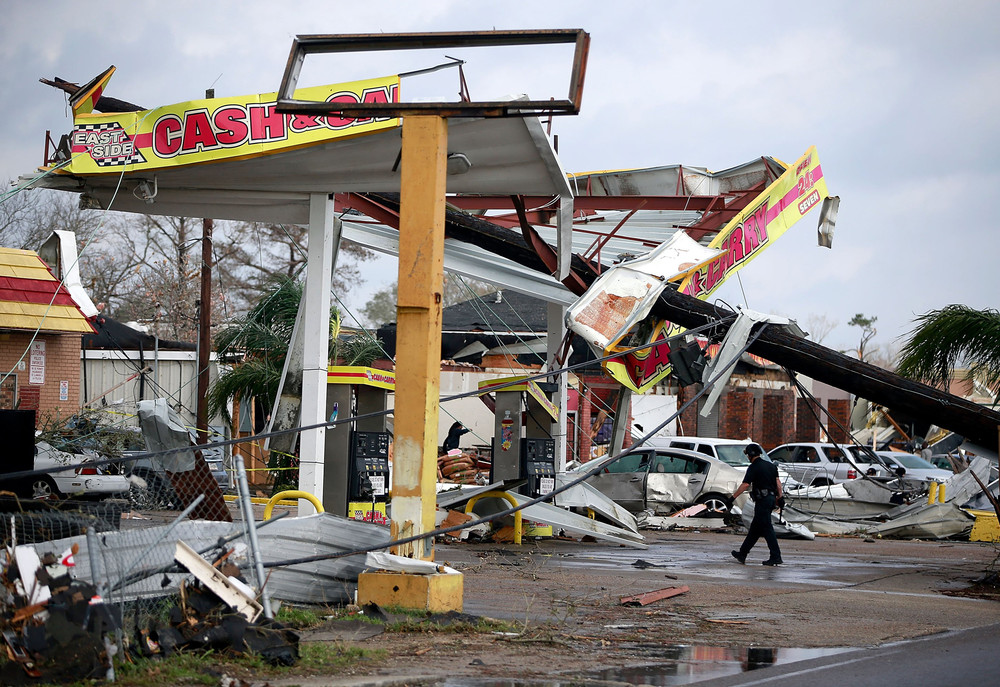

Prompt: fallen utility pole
[649,289,1000,453]
[362,192,1000,454]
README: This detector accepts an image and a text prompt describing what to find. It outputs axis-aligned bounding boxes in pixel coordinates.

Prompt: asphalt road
[692,622,1000,686]
[277,528,1000,687]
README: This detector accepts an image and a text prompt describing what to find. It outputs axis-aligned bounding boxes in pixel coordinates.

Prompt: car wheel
[696,493,732,516]
[811,478,832,487]
[31,476,61,500]
[129,472,176,510]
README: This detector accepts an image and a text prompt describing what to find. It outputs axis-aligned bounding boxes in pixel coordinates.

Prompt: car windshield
[715,445,753,466]
[848,446,879,463]
[889,453,937,470]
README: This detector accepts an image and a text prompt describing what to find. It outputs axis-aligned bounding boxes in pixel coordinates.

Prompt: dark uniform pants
[739,493,781,560]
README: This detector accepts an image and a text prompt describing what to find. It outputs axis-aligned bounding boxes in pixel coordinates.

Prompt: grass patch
[383,615,518,634]
[4,641,385,687]
[275,603,330,629]
[299,642,385,672]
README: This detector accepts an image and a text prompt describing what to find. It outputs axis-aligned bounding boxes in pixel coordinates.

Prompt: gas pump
[478,375,559,493]
[324,366,395,522]
[348,430,391,524]
[520,437,556,497]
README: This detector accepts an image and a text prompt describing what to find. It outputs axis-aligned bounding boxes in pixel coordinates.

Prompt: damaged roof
[441,290,548,334]
[0,247,95,334]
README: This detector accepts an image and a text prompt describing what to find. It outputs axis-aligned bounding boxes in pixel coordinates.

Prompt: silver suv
[769,442,875,486]
[645,436,802,488]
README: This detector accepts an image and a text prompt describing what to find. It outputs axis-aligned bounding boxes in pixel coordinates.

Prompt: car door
[586,450,651,512]
[769,446,807,482]
[645,450,708,513]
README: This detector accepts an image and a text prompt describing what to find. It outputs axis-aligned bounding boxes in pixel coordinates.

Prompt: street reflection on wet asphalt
[439,645,852,687]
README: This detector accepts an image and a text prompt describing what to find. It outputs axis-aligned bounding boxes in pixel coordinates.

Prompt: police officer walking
[731,444,784,566]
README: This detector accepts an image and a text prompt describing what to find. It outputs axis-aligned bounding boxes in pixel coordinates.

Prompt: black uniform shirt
[742,457,779,494]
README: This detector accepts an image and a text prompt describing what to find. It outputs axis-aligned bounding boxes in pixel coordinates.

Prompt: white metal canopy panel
[567,157,784,197]
[337,156,787,308]
[25,115,570,225]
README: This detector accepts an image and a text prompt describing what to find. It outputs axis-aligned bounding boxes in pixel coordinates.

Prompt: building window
[0,374,16,410]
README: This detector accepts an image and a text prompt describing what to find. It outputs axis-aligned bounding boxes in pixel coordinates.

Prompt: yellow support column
[358,114,462,612]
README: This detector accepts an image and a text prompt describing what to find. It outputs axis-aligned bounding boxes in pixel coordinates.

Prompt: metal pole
[235,452,273,618]
[297,194,335,513]
[196,87,215,448]
[87,528,116,682]
[391,115,448,560]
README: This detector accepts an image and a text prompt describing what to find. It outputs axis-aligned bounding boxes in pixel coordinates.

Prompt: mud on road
[278,529,999,685]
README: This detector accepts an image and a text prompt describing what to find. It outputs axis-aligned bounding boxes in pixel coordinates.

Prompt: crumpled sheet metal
[780,501,976,539]
[137,398,196,473]
[566,232,722,354]
[437,481,646,548]
[43,512,391,605]
[552,474,639,534]
[738,501,815,540]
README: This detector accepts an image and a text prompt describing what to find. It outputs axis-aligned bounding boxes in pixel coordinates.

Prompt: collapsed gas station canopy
[29,112,571,225]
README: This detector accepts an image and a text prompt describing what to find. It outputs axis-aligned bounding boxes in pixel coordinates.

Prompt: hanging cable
[260,323,774,571]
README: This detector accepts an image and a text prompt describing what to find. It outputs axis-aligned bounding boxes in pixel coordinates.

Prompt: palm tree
[896,305,1000,397]
[207,276,385,422]
[207,276,303,422]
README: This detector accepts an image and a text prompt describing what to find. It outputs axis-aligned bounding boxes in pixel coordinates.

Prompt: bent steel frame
[276,29,590,118]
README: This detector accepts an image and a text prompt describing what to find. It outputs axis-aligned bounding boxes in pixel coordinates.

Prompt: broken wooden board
[620,585,689,606]
[174,540,262,622]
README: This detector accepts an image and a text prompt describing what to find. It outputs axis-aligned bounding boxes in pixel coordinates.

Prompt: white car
[769,442,876,486]
[572,445,745,515]
[648,436,804,488]
[31,441,130,499]
[871,451,954,485]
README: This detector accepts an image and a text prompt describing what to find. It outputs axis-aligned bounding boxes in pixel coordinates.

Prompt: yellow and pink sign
[603,146,830,393]
[66,75,400,175]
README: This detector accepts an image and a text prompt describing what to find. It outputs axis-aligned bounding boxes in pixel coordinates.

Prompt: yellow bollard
[465,490,522,545]
[263,490,324,519]
[938,483,946,503]
[927,482,939,504]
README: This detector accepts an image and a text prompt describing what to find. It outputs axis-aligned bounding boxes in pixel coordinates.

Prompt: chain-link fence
[0,436,293,680]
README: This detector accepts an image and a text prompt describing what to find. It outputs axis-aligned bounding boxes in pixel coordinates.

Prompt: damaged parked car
[28,440,130,500]
[769,442,876,486]
[573,446,744,516]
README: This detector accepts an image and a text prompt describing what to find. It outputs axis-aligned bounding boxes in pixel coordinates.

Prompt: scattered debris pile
[437,449,489,485]
[133,582,298,667]
[133,541,299,666]
[1,542,118,684]
[1,535,299,684]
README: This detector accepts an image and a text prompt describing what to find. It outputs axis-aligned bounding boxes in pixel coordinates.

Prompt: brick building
[0,246,94,424]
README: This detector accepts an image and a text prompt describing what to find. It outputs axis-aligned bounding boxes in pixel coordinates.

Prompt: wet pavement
[270,529,998,687]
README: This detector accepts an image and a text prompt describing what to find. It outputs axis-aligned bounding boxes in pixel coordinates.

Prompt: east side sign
[67,75,400,174]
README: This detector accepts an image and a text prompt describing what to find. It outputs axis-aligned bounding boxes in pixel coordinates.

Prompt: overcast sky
[3,1,997,355]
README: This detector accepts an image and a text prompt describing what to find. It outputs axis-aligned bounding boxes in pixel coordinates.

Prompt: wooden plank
[174,540,262,621]
[620,585,689,606]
